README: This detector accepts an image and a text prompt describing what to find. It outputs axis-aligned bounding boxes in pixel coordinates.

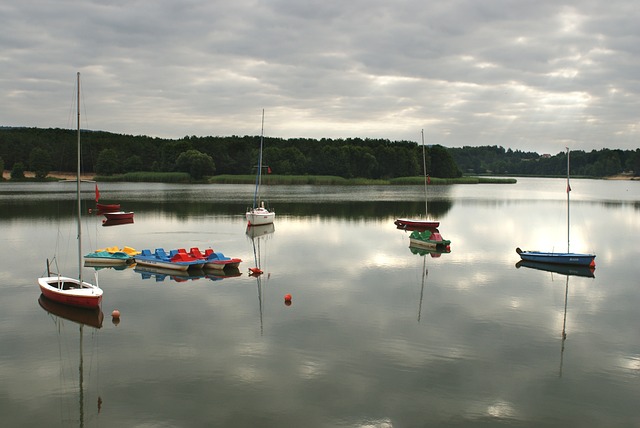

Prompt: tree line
[0,126,637,180]
[0,127,461,180]
[449,145,640,177]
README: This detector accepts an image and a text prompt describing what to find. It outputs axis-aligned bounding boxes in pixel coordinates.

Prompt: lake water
[1,178,639,427]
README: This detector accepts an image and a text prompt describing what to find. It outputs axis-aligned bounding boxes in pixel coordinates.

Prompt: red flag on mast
[95,184,100,202]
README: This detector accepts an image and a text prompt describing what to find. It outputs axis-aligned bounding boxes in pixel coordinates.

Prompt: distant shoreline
[2,170,95,180]
[604,174,640,180]
[2,170,638,182]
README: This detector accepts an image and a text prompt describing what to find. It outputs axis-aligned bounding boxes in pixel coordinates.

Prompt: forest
[449,145,639,177]
[0,126,638,180]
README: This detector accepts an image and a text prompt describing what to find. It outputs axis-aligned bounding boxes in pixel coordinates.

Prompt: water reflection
[246,223,275,335]
[515,260,595,278]
[101,217,134,227]
[514,257,598,380]
[38,295,103,426]
[1,179,639,426]
[134,265,242,283]
[0,182,456,220]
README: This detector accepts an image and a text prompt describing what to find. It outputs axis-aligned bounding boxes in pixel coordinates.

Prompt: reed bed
[91,173,517,185]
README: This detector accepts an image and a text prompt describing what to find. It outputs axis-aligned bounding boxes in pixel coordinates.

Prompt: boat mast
[252,109,265,210]
[77,72,82,282]
[421,129,428,217]
[566,147,570,254]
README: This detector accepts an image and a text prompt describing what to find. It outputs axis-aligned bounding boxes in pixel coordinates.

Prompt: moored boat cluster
[84,246,242,272]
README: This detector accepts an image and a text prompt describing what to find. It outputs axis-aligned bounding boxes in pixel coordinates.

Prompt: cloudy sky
[2,0,639,154]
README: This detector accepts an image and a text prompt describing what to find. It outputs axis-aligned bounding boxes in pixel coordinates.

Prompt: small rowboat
[134,248,204,271]
[96,202,121,212]
[394,218,440,231]
[103,211,134,221]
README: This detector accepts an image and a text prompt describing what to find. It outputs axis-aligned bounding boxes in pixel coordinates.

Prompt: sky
[2,0,639,155]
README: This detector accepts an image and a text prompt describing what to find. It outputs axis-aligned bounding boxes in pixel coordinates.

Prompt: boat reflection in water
[246,223,275,334]
[134,264,241,283]
[515,259,595,377]
[38,294,104,329]
[408,244,451,323]
[38,294,103,426]
[515,259,595,278]
[409,245,451,258]
[102,217,134,227]
[102,217,133,226]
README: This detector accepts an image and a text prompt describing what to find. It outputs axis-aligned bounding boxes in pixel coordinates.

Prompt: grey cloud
[1,0,639,153]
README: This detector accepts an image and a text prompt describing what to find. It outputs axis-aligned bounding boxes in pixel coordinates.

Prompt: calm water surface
[1,178,639,427]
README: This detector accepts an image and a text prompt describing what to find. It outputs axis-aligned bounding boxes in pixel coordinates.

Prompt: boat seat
[155,249,169,259]
[171,252,195,262]
[207,252,230,261]
[190,248,205,258]
[122,246,139,255]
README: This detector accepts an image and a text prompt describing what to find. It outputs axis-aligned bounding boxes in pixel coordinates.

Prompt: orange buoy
[284,294,292,303]
[111,309,121,318]
[249,267,263,275]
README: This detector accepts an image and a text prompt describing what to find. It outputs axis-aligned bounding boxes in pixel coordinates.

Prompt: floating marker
[249,267,263,275]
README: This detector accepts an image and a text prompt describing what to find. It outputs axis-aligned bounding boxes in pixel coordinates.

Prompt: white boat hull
[134,258,191,271]
[246,209,275,226]
[409,238,443,250]
[84,258,128,266]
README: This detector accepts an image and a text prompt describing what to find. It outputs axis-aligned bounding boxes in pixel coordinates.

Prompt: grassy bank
[94,172,192,183]
[3,170,517,185]
[207,175,516,185]
[389,176,516,185]
[207,175,389,185]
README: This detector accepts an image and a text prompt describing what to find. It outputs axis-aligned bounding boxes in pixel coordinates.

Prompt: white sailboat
[38,72,104,309]
[246,109,275,226]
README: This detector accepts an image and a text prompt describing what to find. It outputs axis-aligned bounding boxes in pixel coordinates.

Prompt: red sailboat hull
[103,211,134,221]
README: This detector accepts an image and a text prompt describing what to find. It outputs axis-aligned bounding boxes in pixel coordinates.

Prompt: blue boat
[134,248,205,271]
[517,148,596,268]
[516,249,595,269]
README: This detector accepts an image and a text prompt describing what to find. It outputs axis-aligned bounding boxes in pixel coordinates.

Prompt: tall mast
[77,72,82,282]
[566,147,570,254]
[421,129,428,217]
[252,109,265,209]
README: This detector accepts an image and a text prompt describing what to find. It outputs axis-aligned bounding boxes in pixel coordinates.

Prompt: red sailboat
[38,72,103,309]
[394,129,440,231]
